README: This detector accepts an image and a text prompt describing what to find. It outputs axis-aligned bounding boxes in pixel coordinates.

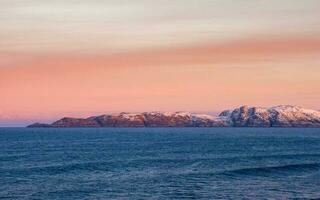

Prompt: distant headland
[28,105,320,128]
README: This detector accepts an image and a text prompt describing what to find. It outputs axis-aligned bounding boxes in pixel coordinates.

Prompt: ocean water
[1,128,320,199]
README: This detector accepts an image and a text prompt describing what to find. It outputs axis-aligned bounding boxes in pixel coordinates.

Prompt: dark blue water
[1,128,320,199]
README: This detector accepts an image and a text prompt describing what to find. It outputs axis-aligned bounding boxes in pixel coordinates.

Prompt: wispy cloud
[1,0,320,53]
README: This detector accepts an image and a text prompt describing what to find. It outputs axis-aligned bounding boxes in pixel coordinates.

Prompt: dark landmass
[27,105,320,128]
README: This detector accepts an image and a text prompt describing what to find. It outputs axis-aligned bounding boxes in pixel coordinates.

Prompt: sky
[1,0,320,126]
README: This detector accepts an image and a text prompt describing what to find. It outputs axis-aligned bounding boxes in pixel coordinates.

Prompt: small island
[28,105,320,128]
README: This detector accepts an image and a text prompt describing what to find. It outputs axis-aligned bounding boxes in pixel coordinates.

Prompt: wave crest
[222,163,320,177]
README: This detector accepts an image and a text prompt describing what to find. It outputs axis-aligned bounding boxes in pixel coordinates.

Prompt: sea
[1,128,320,199]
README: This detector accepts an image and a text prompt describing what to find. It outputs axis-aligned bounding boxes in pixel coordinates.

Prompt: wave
[0,154,28,161]
[2,161,116,176]
[222,163,320,177]
[236,153,320,160]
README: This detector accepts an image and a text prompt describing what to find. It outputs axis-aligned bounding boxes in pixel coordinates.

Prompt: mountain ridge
[27,105,320,128]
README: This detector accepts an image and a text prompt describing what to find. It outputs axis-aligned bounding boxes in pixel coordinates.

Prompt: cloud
[1,0,319,53]
[1,34,320,69]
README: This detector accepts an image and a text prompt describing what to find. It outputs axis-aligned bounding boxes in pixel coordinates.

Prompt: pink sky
[1,0,320,126]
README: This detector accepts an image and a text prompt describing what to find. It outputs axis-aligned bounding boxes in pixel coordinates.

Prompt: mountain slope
[220,105,320,127]
[27,106,320,128]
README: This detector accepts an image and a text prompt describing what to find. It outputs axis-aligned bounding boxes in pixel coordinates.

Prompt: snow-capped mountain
[28,106,320,128]
[30,112,227,128]
[220,105,320,127]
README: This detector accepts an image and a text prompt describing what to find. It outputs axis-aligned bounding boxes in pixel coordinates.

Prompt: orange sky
[1,0,320,126]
